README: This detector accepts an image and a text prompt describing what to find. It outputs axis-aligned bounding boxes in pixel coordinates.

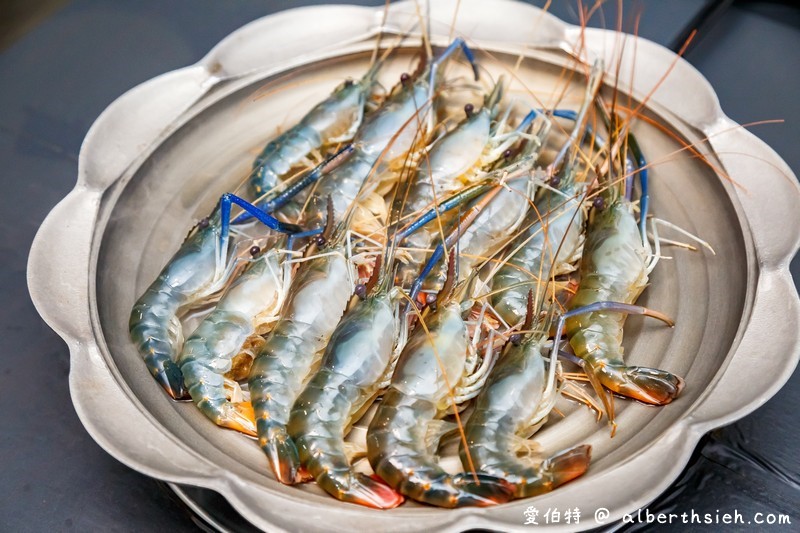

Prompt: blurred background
[1,1,797,531]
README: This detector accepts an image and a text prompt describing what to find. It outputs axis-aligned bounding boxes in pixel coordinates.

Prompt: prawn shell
[491,188,585,326]
[250,78,368,198]
[390,301,468,404]
[287,293,401,508]
[249,245,354,483]
[567,201,648,341]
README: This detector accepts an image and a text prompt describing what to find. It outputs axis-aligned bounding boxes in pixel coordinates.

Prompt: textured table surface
[2,1,798,531]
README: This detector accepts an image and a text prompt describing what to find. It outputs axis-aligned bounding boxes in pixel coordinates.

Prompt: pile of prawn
[128,25,714,510]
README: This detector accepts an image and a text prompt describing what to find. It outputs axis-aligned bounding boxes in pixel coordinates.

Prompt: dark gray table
[2,1,797,531]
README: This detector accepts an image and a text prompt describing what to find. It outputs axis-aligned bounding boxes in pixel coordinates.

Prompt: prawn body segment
[462,337,591,498]
[179,251,284,436]
[249,245,355,484]
[130,221,221,400]
[567,202,684,408]
[249,71,378,200]
[492,187,586,326]
[367,302,513,507]
[288,294,403,509]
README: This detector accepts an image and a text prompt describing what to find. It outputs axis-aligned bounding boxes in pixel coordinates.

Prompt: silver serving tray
[27,1,800,531]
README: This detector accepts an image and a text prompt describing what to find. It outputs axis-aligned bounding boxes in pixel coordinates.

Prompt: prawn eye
[249,245,261,257]
[592,196,605,210]
[400,72,410,84]
[314,235,327,246]
[510,333,522,346]
[343,79,354,87]
[549,175,561,188]
[425,293,438,310]
[503,149,513,159]
[198,217,210,229]
[464,103,474,116]
[355,284,367,300]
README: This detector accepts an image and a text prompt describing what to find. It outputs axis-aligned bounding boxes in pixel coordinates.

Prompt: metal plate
[27,1,800,531]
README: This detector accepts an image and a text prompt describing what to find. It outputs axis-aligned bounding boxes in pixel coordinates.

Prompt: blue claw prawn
[129,194,299,399]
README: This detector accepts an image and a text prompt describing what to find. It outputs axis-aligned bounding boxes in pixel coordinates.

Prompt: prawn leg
[218,193,301,244]
[558,300,683,409]
[396,180,494,241]
[233,144,354,223]
[428,37,479,87]
[179,250,285,436]
[462,292,591,498]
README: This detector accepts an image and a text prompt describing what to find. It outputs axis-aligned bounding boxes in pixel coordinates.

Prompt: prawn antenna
[549,59,604,180]
[365,254,383,295]
[379,134,425,294]
[320,195,336,244]
[522,289,535,332]
[440,249,457,302]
